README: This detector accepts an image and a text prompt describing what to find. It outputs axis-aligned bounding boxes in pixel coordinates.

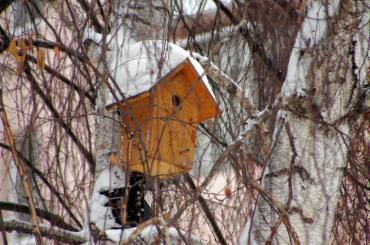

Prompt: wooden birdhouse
[106,41,219,178]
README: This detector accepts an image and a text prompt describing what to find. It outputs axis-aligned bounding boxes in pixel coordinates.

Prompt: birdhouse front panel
[116,68,201,178]
[147,72,198,177]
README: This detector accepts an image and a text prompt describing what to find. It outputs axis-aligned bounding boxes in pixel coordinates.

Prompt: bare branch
[0,201,79,232]
[26,54,96,105]
[192,52,256,114]
[1,219,86,244]
[212,0,284,82]
[76,0,104,33]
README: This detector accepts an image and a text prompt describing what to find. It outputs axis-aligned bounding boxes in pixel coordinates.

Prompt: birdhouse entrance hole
[172,95,181,107]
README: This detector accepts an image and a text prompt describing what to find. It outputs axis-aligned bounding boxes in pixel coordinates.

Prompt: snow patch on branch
[90,166,126,230]
[3,218,86,244]
[239,94,284,139]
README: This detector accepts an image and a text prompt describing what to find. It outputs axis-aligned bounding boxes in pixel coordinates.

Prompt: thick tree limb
[31,39,86,61]
[1,219,86,244]
[0,201,79,232]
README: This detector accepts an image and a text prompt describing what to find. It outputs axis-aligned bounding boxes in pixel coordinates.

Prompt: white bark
[251,113,348,244]
[95,87,121,176]
[91,0,170,232]
[247,0,369,244]
[94,0,169,176]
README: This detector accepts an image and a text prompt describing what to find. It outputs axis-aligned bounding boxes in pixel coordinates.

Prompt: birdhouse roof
[105,40,216,106]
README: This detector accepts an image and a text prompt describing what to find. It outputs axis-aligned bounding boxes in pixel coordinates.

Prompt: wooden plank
[149,73,198,175]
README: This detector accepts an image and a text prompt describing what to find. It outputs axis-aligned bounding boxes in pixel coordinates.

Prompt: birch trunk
[248,0,369,244]
[91,1,169,231]
[94,0,169,176]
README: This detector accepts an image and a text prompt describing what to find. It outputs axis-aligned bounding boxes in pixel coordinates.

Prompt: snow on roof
[106,40,215,106]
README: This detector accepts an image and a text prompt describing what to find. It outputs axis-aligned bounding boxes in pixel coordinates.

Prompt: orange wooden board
[110,59,219,178]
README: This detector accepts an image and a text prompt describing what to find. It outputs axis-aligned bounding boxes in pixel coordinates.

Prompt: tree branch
[1,219,86,244]
[0,201,79,232]
[192,52,256,114]
[212,0,284,82]
[76,0,104,33]
[26,54,96,105]
[246,180,301,245]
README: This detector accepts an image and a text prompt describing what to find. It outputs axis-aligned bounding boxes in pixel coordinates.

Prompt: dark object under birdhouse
[100,172,152,227]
